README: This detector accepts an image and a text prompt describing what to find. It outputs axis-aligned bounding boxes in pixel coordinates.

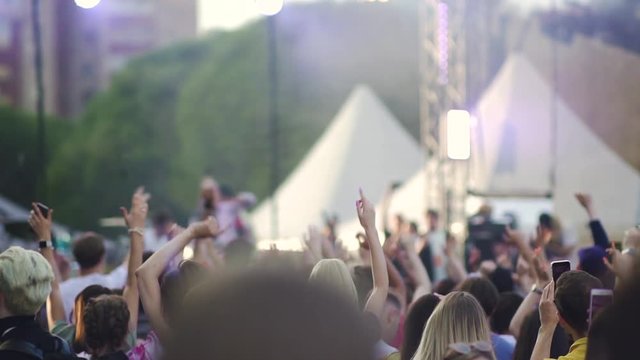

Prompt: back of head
[413,292,492,360]
[83,294,129,355]
[0,246,53,316]
[457,277,499,317]
[586,258,640,359]
[352,265,373,309]
[72,232,105,270]
[161,260,208,326]
[401,294,441,360]
[490,292,522,334]
[309,259,358,307]
[513,310,569,360]
[488,267,514,293]
[73,285,113,353]
[164,271,372,360]
[434,278,457,296]
[555,270,602,335]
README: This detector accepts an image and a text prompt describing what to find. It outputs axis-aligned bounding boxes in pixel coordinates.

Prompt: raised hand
[575,193,592,210]
[604,242,632,280]
[356,188,376,230]
[29,203,53,241]
[534,225,553,248]
[539,282,559,329]
[121,187,150,229]
[188,216,220,239]
[532,250,551,288]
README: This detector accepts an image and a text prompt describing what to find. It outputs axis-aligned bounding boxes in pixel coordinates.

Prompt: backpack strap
[0,338,44,359]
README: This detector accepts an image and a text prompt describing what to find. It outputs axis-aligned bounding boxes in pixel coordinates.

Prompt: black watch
[39,240,53,249]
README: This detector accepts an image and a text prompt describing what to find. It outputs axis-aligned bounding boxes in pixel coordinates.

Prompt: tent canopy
[471,54,640,233]
[251,85,423,242]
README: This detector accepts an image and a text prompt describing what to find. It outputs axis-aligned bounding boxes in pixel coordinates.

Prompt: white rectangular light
[446,110,471,160]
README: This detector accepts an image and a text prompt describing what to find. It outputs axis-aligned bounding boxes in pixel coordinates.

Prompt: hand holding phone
[589,289,613,328]
[551,260,571,283]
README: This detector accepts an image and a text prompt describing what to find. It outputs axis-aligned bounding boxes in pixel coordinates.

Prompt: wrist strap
[39,240,53,249]
[128,227,145,237]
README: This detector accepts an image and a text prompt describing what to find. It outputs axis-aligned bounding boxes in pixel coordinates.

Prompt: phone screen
[589,289,613,327]
[552,261,571,283]
[35,202,49,218]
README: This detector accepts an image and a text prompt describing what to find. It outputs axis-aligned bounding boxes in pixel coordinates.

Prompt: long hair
[412,292,494,360]
[73,285,112,353]
[401,294,441,360]
[309,259,358,307]
[83,294,129,355]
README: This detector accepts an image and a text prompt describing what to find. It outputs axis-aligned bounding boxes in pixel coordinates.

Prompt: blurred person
[400,294,441,360]
[418,209,447,283]
[60,232,127,320]
[193,177,256,248]
[489,292,523,347]
[311,189,391,359]
[530,271,602,360]
[412,291,494,360]
[38,189,147,355]
[143,210,174,252]
[163,271,373,360]
[487,266,514,293]
[0,246,73,359]
[457,278,513,360]
[133,218,217,359]
[512,310,569,360]
[82,295,130,359]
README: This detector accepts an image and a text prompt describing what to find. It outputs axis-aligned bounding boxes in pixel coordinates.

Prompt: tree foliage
[40,2,420,229]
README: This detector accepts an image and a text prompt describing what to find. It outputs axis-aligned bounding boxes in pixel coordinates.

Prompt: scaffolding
[418,0,468,232]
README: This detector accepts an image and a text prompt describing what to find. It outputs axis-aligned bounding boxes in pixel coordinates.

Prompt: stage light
[447,110,471,160]
[255,0,283,16]
[74,0,101,9]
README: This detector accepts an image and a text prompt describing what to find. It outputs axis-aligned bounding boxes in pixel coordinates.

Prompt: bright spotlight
[446,110,471,160]
[74,0,101,9]
[255,0,284,16]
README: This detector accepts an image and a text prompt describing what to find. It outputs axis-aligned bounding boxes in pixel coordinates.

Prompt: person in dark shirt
[0,246,69,360]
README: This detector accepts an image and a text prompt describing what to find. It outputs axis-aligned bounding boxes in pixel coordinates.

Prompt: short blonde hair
[412,292,494,360]
[0,246,53,315]
[309,259,358,307]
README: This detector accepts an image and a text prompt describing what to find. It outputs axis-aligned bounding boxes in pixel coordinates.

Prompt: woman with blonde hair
[309,259,359,306]
[412,292,494,360]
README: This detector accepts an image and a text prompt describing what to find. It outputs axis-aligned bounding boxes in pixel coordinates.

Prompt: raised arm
[358,189,389,317]
[531,282,559,360]
[509,253,550,337]
[135,217,219,342]
[29,204,65,330]
[576,193,610,249]
[399,235,432,303]
[120,187,149,333]
[385,255,407,311]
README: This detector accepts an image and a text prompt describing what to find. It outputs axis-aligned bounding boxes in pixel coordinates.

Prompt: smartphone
[551,260,571,283]
[589,289,613,327]
[35,202,49,218]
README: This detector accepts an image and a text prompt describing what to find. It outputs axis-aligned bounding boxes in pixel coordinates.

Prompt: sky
[196,0,556,32]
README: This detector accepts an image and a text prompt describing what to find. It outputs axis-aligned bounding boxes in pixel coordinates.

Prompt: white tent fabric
[470,54,640,232]
[251,85,423,244]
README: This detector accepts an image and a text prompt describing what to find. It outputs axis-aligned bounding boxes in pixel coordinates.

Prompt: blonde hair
[309,259,358,307]
[412,292,494,360]
[0,246,53,315]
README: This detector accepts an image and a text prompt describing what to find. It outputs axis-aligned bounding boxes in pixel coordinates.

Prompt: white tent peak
[251,84,423,241]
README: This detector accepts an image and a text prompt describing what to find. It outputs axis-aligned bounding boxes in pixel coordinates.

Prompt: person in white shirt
[59,232,126,320]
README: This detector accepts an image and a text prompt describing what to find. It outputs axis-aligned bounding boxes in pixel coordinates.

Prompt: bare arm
[358,190,389,317]
[136,217,219,343]
[385,255,407,311]
[120,187,149,333]
[531,282,558,360]
[510,253,551,337]
[29,205,65,330]
[400,236,432,303]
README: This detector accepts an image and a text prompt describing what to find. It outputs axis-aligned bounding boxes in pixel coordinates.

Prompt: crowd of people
[0,177,639,360]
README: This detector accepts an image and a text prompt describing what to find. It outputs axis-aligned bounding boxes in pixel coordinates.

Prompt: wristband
[128,227,145,237]
[39,240,53,249]
[530,284,543,295]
